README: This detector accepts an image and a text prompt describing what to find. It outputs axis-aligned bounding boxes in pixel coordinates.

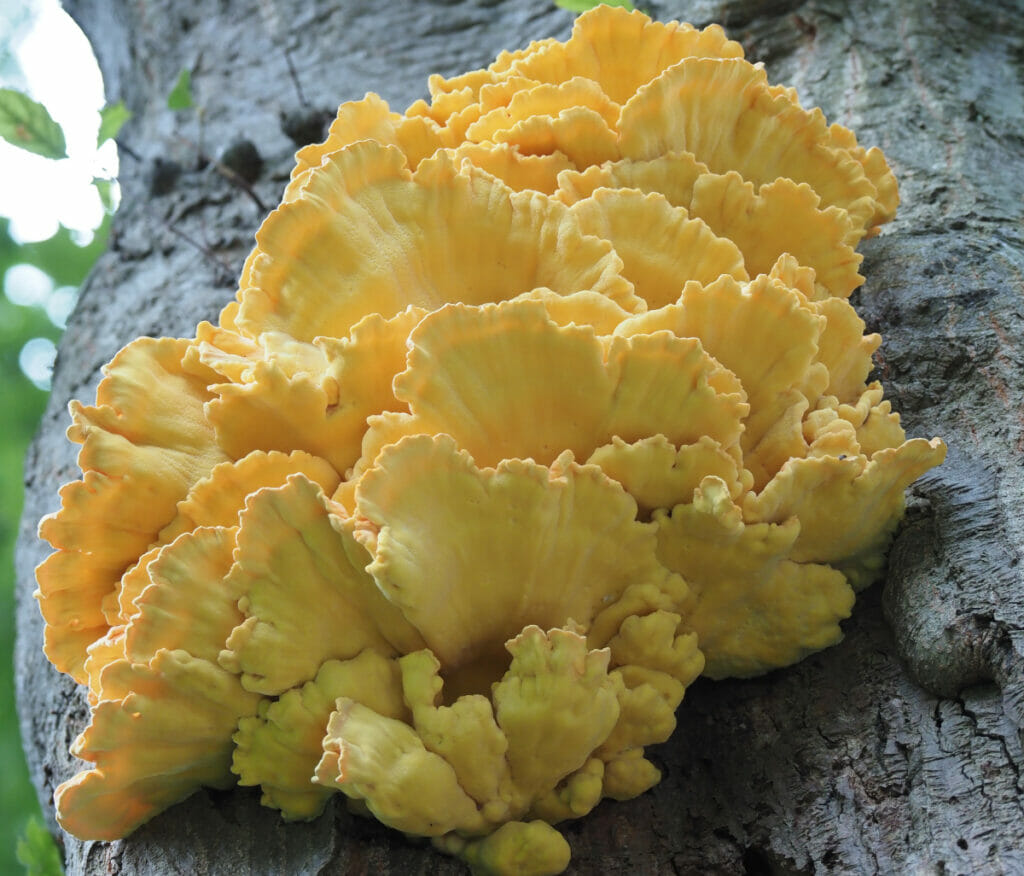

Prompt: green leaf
[93,178,118,213]
[15,817,64,876]
[167,69,193,111]
[97,100,131,146]
[0,88,67,159]
[554,0,634,11]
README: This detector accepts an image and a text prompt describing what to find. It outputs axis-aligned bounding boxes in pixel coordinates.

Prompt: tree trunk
[15,0,1023,873]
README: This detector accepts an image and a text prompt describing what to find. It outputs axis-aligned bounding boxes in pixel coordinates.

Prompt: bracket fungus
[37,6,945,874]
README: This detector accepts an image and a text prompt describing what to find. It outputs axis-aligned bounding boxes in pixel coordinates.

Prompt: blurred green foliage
[0,216,107,874]
[554,0,635,12]
[0,316,49,873]
[96,100,130,149]
[167,68,193,111]
[1,216,108,286]
[1,0,128,865]
[16,816,64,876]
[1,82,112,871]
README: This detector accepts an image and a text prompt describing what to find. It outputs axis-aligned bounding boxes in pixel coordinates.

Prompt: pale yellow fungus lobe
[510,5,743,103]
[445,820,571,876]
[617,272,830,489]
[742,437,947,585]
[567,187,749,307]
[355,298,747,477]
[191,308,426,474]
[351,434,689,686]
[233,650,407,819]
[55,650,261,842]
[37,337,230,683]
[447,142,574,193]
[618,57,897,235]
[156,448,340,543]
[219,474,423,695]
[587,434,750,513]
[123,526,240,666]
[316,698,489,836]
[655,477,855,679]
[557,159,865,299]
[235,141,637,343]
[315,625,626,855]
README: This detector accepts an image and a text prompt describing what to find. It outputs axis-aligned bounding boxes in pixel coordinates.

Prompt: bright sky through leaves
[0,0,113,391]
[0,0,113,243]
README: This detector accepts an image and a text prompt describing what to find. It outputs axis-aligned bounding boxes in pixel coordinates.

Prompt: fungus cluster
[37,6,945,874]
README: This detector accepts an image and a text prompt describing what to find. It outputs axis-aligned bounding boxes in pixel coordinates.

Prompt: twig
[161,219,235,282]
[284,48,308,107]
[210,159,268,213]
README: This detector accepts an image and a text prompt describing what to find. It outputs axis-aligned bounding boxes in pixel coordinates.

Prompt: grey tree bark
[15,0,1023,873]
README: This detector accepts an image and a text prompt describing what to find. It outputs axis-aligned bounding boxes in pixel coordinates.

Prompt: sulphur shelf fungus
[37,5,945,874]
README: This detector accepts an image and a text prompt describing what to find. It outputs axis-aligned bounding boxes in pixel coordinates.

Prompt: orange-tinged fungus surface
[557,159,865,298]
[37,6,944,874]
[617,57,896,235]
[55,650,261,842]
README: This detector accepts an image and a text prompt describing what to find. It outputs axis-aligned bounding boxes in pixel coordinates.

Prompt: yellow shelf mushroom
[37,6,944,873]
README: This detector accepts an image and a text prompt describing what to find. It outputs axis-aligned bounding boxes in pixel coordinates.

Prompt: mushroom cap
[192,308,426,474]
[445,142,574,194]
[315,697,489,836]
[509,6,743,104]
[566,187,749,308]
[314,624,647,845]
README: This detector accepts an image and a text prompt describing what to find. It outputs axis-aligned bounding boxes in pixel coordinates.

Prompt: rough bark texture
[15,0,1023,873]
